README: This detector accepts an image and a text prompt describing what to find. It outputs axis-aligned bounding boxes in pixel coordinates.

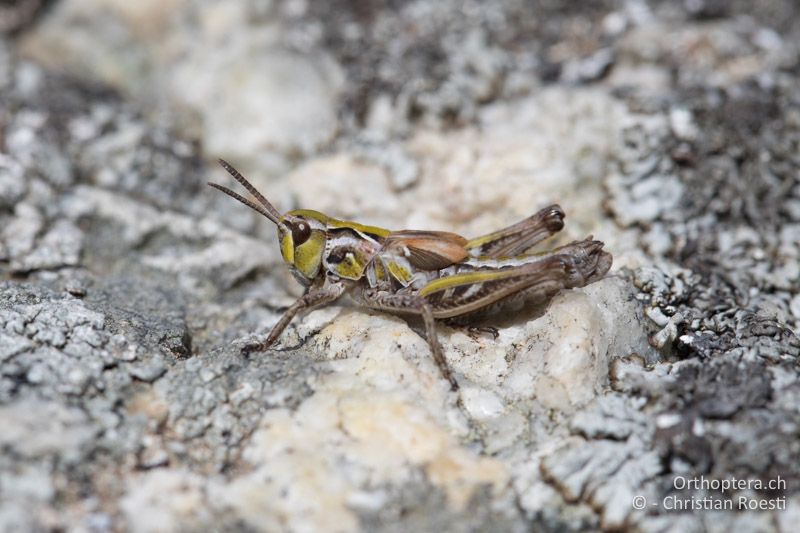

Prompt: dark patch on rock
[0,0,56,35]
[85,277,192,359]
[356,477,523,533]
[668,357,772,418]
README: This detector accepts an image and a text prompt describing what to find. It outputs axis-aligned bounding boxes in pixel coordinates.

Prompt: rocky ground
[1,1,799,532]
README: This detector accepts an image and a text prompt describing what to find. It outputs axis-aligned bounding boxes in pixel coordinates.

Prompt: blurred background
[1,1,799,532]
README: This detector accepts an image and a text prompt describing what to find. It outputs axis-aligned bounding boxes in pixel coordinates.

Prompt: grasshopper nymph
[210,159,612,390]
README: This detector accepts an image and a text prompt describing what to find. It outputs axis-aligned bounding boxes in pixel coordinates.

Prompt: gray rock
[1,1,799,532]
[127,355,167,383]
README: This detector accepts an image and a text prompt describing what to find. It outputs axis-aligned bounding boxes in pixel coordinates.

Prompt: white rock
[669,107,699,141]
[120,470,213,533]
[789,293,800,320]
[451,277,651,411]
[203,268,651,533]
[460,387,506,421]
[220,391,511,532]
[192,49,343,165]
[0,400,97,463]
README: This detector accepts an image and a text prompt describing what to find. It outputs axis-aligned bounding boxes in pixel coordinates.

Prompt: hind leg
[466,204,565,258]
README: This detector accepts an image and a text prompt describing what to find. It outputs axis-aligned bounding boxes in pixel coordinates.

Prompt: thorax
[322,226,385,280]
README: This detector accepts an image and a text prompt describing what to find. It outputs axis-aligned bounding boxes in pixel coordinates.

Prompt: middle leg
[359,289,459,391]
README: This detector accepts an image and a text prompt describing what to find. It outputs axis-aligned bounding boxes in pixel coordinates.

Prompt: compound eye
[291,221,311,246]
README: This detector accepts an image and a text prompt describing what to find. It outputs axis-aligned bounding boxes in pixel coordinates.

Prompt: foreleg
[243,282,346,354]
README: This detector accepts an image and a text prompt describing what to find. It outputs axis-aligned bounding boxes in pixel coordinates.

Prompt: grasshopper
[209,159,612,390]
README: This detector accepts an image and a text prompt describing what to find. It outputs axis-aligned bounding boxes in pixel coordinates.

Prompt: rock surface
[2,1,799,532]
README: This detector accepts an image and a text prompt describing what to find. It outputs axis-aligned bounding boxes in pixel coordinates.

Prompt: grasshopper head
[277,210,329,285]
[208,159,329,286]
